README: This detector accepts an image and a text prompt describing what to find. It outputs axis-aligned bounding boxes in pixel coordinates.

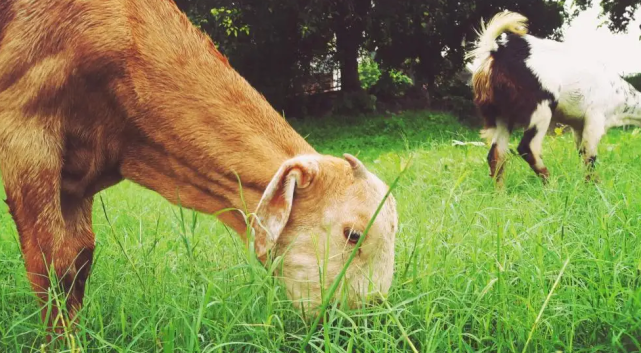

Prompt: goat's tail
[465,11,529,64]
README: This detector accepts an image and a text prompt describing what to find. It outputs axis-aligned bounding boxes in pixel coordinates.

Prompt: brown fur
[473,60,522,106]
[473,61,526,126]
[0,0,396,335]
[488,144,503,180]
[472,58,495,106]
[0,2,14,47]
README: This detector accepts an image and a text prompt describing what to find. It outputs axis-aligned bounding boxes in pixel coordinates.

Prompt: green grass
[2,110,641,352]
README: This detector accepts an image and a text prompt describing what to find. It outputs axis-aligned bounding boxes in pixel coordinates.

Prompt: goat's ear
[252,155,319,260]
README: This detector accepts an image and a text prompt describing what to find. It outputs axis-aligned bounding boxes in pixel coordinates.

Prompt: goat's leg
[572,127,584,156]
[2,174,65,334]
[517,102,553,182]
[59,194,95,324]
[0,126,86,338]
[580,115,606,182]
[485,121,510,186]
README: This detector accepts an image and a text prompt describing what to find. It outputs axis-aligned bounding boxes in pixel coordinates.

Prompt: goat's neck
[118,2,316,235]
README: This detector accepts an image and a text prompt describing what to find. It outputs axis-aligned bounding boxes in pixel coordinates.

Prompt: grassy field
[2,110,641,352]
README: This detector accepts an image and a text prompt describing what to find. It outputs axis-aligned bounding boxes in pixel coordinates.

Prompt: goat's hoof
[537,172,550,186]
[585,173,600,183]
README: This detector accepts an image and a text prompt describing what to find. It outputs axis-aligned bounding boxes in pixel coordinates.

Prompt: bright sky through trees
[564,0,641,75]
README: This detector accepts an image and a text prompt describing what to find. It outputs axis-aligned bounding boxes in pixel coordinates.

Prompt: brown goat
[0,0,399,335]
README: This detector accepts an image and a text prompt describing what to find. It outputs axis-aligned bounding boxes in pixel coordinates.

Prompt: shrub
[331,91,378,116]
[358,56,382,90]
[370,69,414,101]
[389,69,413,87]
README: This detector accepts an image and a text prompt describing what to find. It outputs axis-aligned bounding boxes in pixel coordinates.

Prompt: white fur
[466,11,528,63]
[491,121,510,155]
[523,34,641,130]
[522,33,641,165]
[527,101,553,169]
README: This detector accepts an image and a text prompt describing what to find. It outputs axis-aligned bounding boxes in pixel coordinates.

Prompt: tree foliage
[173,0,577,115]
[369,0,567,94]
[176,0,333,110]
[573,0,641,32]
[625,73,641,91]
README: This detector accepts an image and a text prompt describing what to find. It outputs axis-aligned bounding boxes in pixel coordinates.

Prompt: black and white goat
[466,11,641,184]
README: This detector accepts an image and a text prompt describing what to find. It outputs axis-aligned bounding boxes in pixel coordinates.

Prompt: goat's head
[251,153,398,312]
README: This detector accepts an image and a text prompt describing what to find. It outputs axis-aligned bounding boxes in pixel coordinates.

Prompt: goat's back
[0,0,235,122]
[0,0,135,101]
[522,34,635,119]
[0,0,311,197]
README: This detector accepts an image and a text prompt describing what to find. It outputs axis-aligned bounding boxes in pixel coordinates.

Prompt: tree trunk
[336,26,362,92]
[333,0,370,93]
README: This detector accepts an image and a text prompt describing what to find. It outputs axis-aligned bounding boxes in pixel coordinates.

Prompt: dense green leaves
[368,0,567,93]
[173,0,635,115]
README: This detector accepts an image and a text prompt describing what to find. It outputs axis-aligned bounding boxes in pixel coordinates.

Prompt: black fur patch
[479,103,499,129]
[579,147,586,156]
[488,34,557,131]
[517,126,538,166]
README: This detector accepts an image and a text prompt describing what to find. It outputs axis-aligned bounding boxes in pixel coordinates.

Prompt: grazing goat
[466,11,641,185]
[0,0,398,335]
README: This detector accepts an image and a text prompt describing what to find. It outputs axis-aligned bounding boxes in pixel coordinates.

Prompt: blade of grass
[522,257,571,353]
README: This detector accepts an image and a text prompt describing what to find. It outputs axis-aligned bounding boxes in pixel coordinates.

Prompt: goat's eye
[343,228,362,244]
